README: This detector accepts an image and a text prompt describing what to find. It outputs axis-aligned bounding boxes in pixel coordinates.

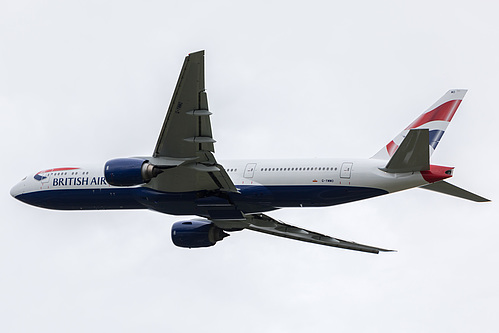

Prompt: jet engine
[104,158,163,186]
[171,220,229,248]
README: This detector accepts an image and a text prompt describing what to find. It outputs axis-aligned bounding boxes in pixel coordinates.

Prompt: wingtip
[379,248,397,253]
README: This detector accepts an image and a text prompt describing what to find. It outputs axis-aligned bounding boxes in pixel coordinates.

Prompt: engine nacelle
[104,158,162,186]
[171,220,229,248]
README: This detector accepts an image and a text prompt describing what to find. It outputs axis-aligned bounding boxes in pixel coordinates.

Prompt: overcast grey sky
[1,1,498,332]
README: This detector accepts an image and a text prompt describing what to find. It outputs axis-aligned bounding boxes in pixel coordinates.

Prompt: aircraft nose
[10,178,26,198]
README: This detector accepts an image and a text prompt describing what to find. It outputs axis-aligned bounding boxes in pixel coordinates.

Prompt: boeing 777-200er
[10,51,490,254]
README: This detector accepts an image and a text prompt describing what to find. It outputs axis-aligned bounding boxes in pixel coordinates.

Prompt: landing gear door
[244,163,257,178]
[340,162,353,179]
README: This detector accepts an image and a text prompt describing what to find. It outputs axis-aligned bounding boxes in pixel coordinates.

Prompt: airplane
[10,50,490,254]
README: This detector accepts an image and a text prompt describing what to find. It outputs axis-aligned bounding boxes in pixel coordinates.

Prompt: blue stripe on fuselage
[239,185,387,208]
[14,185,388,215]
[15,188,146,210]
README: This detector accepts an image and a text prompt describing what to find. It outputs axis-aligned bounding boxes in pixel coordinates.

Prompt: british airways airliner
[10,51,490,253]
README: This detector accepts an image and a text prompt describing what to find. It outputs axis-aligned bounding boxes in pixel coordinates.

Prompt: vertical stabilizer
[372,90,467,160]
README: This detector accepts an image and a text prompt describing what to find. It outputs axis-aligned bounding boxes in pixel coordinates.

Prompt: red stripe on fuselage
[406,100,461,129]
[36,167,80,175]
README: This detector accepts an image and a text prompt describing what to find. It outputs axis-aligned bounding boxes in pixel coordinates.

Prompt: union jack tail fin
[371,89,467,160]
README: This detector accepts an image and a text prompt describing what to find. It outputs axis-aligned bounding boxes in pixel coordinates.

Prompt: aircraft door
[40,172,51,189]
[340,162,353,179]
[244,163,257,178]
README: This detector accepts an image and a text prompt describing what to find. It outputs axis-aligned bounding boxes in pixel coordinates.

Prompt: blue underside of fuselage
[15,185,388,216]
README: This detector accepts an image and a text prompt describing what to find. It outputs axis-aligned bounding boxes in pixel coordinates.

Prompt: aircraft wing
[154,50,214,159]
[216,214,395,254]
[148,51,237,193]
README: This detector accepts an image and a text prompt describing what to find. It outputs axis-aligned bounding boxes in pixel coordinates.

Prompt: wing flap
[210,164,239,193]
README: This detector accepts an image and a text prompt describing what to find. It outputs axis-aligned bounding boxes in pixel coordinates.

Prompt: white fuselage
[221,158,426,194]
[11,157,429,214]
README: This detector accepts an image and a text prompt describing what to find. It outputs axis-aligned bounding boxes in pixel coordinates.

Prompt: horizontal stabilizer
[381,129,430,173]
[420,181,490,202]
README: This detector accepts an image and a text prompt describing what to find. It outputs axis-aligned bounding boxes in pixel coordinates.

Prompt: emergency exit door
[244,163,257,178]
[340,162,353,179]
